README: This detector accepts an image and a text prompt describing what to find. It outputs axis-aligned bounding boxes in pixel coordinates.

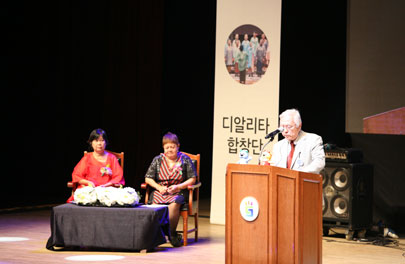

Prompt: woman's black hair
[87,128,108,150]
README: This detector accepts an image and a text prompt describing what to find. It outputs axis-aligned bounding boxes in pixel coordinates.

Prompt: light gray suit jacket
[270,130,325,174]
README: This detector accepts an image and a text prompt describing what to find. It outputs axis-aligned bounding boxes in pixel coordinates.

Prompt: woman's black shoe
[170,232,183,247]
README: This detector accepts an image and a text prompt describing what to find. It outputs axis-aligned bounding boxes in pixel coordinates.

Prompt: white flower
[95,187,117,207]
[74,186,97,205]
[75,186,140,207]
[118,187,140,206]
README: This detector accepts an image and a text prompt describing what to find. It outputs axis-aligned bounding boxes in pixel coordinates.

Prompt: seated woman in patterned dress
[144,132,197,247]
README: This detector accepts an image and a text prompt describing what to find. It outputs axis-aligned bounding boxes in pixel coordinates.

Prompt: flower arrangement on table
[73,186,140,207]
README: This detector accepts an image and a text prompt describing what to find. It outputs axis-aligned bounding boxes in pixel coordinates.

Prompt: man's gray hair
[279,109,302,127]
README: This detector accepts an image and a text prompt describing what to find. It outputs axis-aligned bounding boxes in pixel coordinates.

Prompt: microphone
[259,127,284,164]
[265,127,284,139]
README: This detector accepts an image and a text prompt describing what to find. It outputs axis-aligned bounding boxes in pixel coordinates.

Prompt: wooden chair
[141,152,201,246]
[67,150,124,192]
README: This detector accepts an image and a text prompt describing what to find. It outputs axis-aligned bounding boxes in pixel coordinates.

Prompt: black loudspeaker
[321,162,373,230]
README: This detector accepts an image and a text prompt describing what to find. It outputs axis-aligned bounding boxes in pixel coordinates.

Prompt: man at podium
[270,108,325,174]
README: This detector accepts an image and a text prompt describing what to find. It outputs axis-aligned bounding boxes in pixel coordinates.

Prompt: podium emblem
[239,196,259,221]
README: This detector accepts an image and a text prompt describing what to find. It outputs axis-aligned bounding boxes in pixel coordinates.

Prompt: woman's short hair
[87,128,108,148]
[162,132,179,146]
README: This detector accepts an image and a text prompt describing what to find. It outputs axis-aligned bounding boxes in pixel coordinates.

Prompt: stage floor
[0,200,404,264]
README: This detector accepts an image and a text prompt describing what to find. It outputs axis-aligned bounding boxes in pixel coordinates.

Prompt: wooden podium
[226,164,323,264]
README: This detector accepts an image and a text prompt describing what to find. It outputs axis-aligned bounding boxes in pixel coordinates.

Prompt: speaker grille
[320,169,328,188]
[330,195,349,218]
[322,162,373,230]
[331,168,350,191]
[322,194,328,215]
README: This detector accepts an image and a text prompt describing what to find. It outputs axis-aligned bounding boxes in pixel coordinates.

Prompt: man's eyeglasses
[281,125,295,130]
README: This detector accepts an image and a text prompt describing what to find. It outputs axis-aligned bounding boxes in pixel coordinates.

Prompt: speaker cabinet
[321,162,373,230]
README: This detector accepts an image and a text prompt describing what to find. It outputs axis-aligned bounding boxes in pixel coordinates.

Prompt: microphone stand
[258,136,275,165]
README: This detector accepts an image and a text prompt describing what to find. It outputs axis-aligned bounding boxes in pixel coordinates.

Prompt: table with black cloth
[46,203,170,251]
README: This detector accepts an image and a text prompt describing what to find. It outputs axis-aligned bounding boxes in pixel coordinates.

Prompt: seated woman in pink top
[67,129,125,203]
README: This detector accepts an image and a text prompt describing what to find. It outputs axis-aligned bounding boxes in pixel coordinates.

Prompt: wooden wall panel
[363,107,405,135]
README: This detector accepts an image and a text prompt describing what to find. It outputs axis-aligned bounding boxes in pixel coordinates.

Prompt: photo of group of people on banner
[224,25,270,85]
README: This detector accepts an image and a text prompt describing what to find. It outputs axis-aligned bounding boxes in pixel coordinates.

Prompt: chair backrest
[84,150,124,171]
[180,152,200,215]
[181,152,200,182]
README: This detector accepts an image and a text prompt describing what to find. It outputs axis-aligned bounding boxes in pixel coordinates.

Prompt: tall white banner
[211,0,282,225]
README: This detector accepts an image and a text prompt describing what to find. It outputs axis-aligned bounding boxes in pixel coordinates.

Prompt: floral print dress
[145,152,196,204]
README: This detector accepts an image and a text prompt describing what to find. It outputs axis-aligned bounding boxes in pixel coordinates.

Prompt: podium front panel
[227,165,270,264]
[273,173,296,264]
[226,164,322,264]
[301,179,323,263]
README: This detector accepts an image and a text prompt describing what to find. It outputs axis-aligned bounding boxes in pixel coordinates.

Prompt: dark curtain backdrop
[279,0,348,146]
[3,0,404,232]
[5,1,165,206]
[4,0,216,207]
[159,1,216,199]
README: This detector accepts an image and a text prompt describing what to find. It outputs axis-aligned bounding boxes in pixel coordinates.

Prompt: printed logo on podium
[240,196,259,221]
